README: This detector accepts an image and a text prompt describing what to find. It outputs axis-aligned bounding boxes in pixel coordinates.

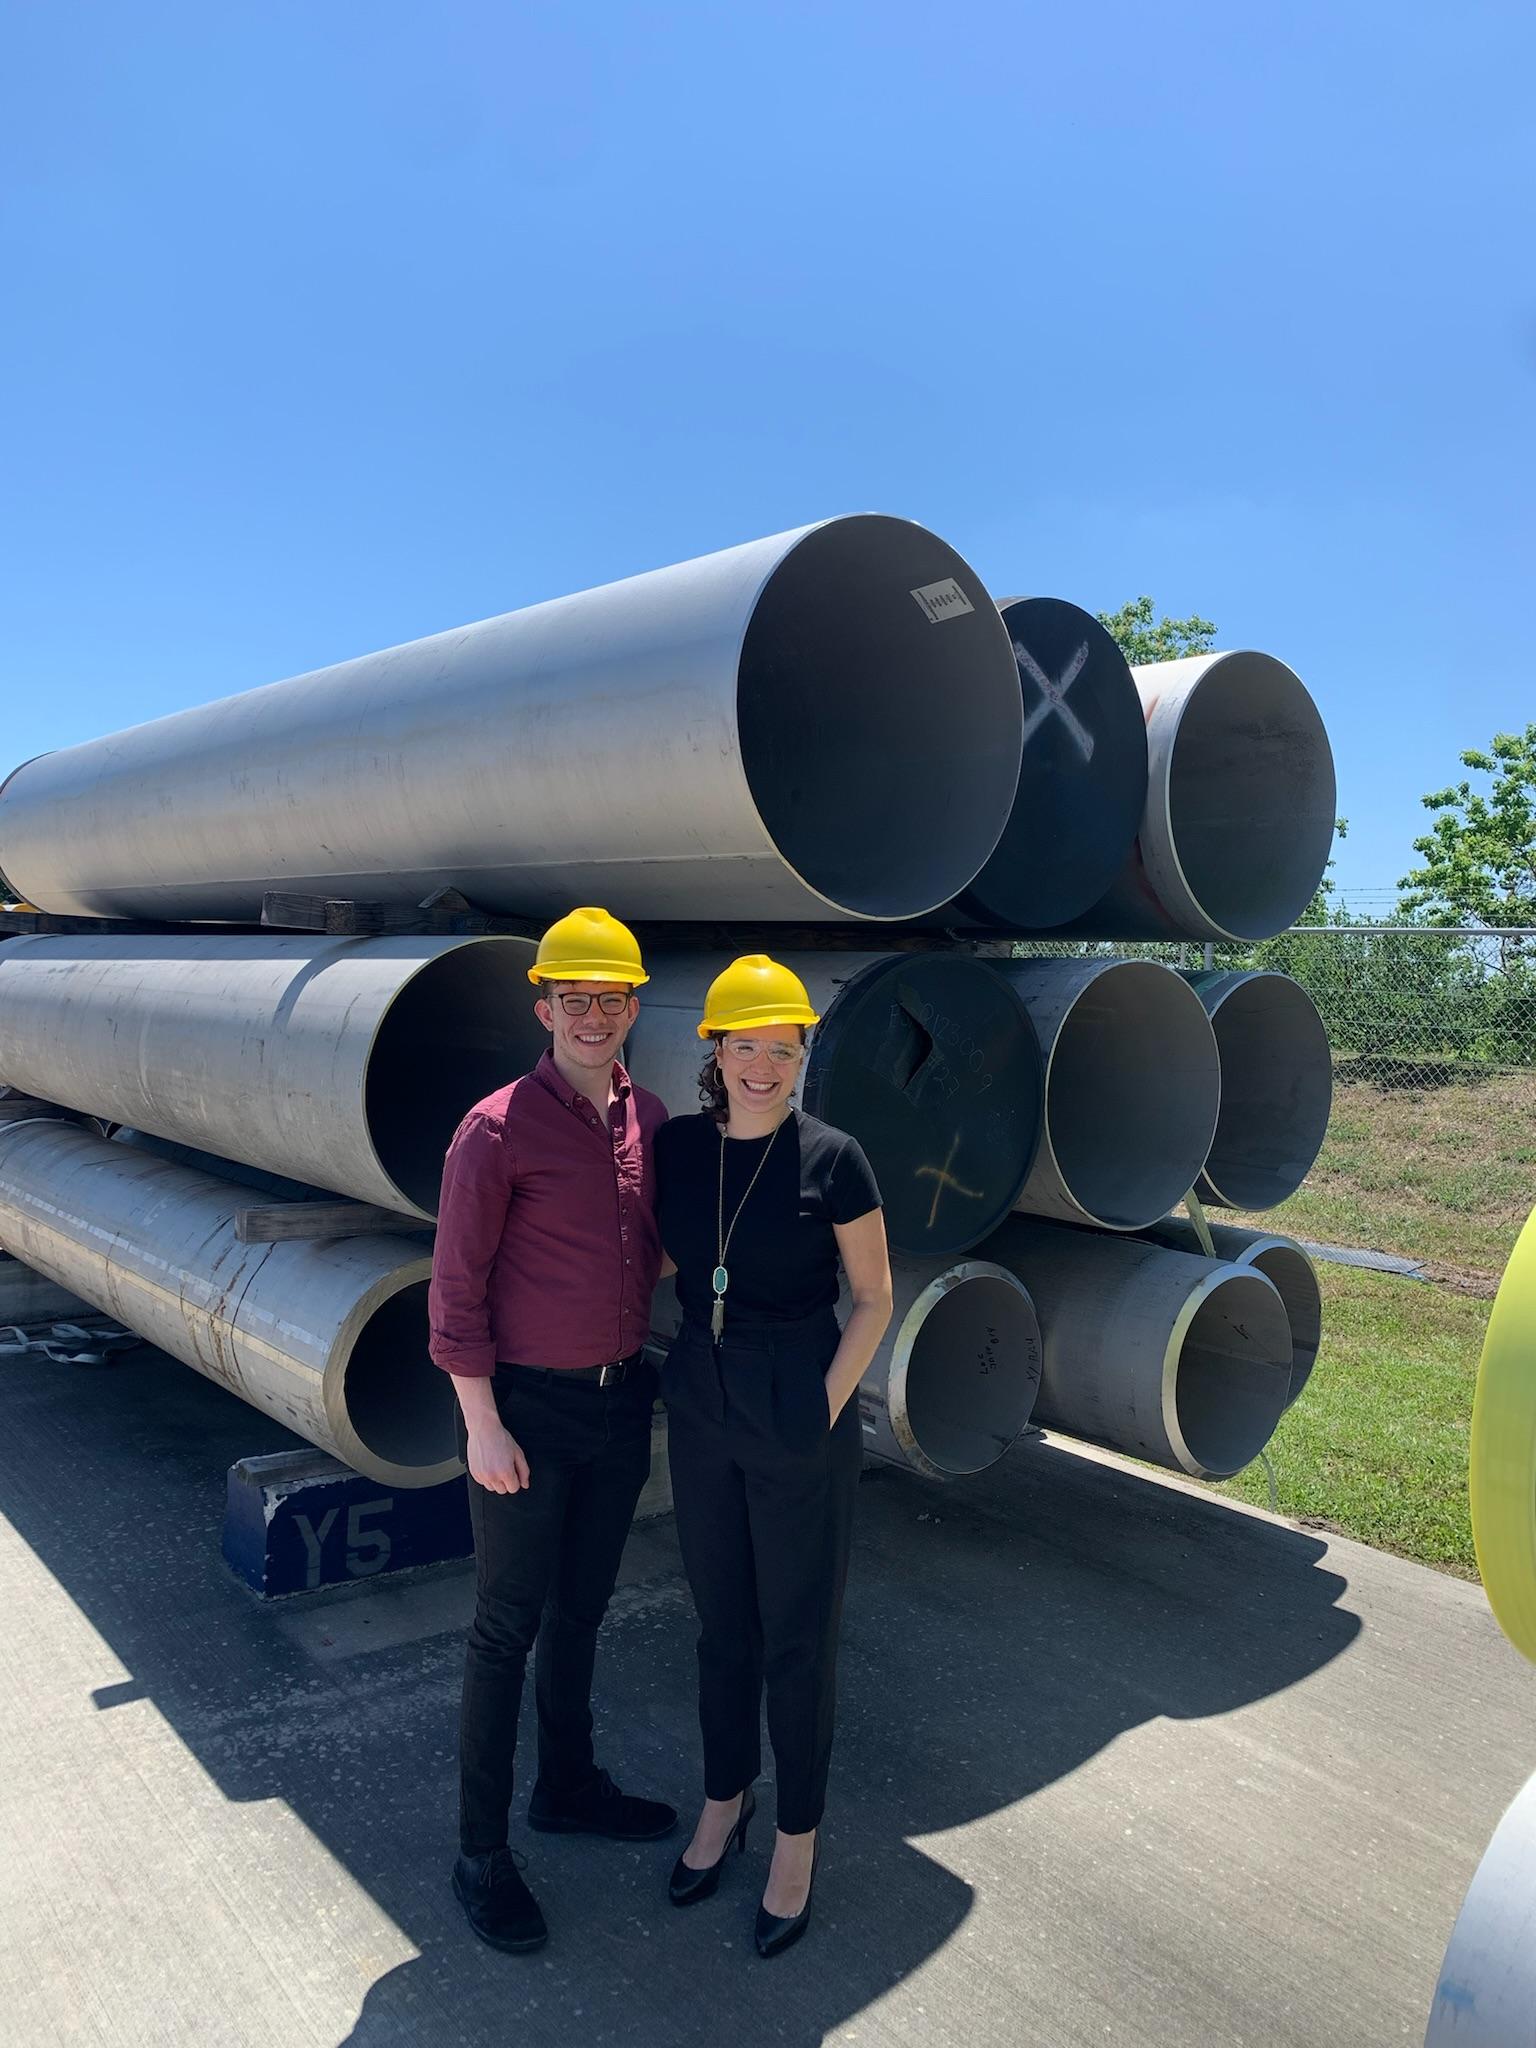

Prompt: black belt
[499,1350,644,1387]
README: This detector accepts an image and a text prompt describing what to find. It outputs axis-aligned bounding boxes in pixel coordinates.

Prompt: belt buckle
[597,1361,623,1386]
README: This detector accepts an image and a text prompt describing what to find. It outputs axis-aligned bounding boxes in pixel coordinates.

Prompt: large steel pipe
[1180,969,1333,1209]
[997,958,1219,1232]
[1056,651,1336,943]
[1141,1218,1321,1408]
[857,1256,1041,1479]
[631,952,1043,1259]
[0,934,544,1219]
[947,597,1149,931]
[982,1217,1292,1478]
[0,1120,459,1487]
[0,518,1023,925]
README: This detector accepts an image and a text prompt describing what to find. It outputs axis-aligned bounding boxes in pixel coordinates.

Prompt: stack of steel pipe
[0,513,1339,1491]
[0,933,551,1484]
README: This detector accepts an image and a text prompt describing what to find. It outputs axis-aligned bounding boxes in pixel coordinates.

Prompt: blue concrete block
[223,1448,472,1598]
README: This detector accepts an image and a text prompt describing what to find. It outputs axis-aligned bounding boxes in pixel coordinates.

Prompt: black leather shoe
[452,1848,548,1953]
[668,1787,756,1906]
[755,1835,820,1959]
[527,1767,678,1842]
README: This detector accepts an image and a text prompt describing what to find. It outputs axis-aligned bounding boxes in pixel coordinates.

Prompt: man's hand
[466,1421,531,1494]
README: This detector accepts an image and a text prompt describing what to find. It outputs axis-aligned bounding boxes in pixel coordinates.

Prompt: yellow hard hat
[697,956,820,1039]
[528,907,649,988]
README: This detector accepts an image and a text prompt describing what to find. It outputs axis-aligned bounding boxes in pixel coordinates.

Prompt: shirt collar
[534,1048,633,1112]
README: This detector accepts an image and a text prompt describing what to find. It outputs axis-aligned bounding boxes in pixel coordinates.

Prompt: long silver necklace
[712,1113,787,1342]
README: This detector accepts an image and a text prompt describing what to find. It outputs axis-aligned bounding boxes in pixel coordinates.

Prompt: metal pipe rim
[1185,969,1333,1211]
[1236,1238,1321,1407]
[1031,959,1220,1231]
[879,1260,1039,1479]
[1138,651,1336,943]
[734,515,1025,919]
[324,1253,461,1488]
[356,934,543,1217]
[1158,1264,1291,1478]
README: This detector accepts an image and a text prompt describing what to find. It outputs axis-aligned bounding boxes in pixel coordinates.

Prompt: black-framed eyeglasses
[554,992,634,1017]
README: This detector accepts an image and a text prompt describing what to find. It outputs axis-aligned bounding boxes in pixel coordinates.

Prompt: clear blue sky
[3,1,1531,909]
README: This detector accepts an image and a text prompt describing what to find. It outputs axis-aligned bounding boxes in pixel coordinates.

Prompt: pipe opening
[1047,965,1219,1229]
[343,1280,458,1470]
[736,516,1022,918]
[1245,1246,1322,1406]
[365,944,548,1213]
[901,1273,1039,1476]
[1199,975,1334,1209]
[1167,654,1336,940]
[1174,1272,1292,1477]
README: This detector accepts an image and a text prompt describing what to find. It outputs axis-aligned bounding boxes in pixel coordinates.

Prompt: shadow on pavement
[0,1343,1359,2047]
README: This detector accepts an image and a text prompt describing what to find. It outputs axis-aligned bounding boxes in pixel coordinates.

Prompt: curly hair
[698,1037,731,1124]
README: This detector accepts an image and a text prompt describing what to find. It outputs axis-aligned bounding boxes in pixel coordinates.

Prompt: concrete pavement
[1,1338,1531,2047]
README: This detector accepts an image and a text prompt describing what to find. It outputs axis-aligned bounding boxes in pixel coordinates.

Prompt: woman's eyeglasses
[721,1039,803,1066]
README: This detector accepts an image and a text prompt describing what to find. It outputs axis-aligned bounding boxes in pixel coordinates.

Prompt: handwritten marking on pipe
[915,1135,985,1231]
[1015,639,1095,761]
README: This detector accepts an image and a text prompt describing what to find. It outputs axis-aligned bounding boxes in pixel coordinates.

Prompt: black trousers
[457,1358,657,1856]
[663,1311,862,1836]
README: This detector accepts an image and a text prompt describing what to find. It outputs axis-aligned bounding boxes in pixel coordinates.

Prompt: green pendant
[712,1264,729,1296]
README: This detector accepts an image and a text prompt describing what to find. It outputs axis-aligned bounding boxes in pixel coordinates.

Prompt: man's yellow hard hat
[697,956,820,1039]
[527,907,649,987]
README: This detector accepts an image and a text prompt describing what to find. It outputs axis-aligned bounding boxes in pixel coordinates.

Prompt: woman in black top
[654,954,893,1958]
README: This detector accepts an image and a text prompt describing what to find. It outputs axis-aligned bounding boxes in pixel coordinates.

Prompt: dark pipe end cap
[953,598,1149,931]
[802,954,1042,1259]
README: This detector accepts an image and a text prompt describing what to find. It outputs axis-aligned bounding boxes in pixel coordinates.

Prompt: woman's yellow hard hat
[697,956,821,1039]
[527,907,649,987]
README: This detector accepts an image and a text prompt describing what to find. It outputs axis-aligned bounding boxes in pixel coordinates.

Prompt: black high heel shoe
[755,1833,820,1958]
[668,1787,756,1906]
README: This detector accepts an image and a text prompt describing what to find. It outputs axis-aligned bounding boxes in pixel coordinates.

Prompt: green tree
[1097,596,1217,667]
[1398,724,1536,945]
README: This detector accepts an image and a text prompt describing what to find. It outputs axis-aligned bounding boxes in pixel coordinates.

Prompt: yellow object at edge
[1470,1202,1536,1664]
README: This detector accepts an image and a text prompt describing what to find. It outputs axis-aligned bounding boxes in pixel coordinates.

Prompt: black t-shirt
[654,1110,882,1325]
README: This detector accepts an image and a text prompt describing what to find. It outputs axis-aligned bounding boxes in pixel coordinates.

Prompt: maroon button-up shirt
[428,1051,667,1376]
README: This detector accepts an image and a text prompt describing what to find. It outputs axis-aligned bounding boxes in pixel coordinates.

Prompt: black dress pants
[457,1359,656,1856]
[663,1311,862,1835]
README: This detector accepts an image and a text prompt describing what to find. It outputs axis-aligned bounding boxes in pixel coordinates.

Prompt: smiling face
[535,980,640,1074]
[716,1028,806,1120]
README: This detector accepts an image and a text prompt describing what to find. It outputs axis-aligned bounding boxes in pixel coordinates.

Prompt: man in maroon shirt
[430,906,676,1955]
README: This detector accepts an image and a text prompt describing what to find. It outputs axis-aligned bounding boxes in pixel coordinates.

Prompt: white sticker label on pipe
[909,579,975,625]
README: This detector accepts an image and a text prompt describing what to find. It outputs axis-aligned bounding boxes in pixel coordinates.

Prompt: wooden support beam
[629,923,1018,956]
[259,889,543,941]
[2,907,263,938]
[234,1201,433,1244]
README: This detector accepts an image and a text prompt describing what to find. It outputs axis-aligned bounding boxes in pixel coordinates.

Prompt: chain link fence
[1012,927,1536,1273]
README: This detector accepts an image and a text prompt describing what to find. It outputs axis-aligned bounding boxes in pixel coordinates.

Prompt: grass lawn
[1231,1065,1536,1275]
[1193,1066,1534,1576]
[1211,1264,1488,1577]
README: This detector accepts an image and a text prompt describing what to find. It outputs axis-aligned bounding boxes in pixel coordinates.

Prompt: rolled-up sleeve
[429,1109,514,1377]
